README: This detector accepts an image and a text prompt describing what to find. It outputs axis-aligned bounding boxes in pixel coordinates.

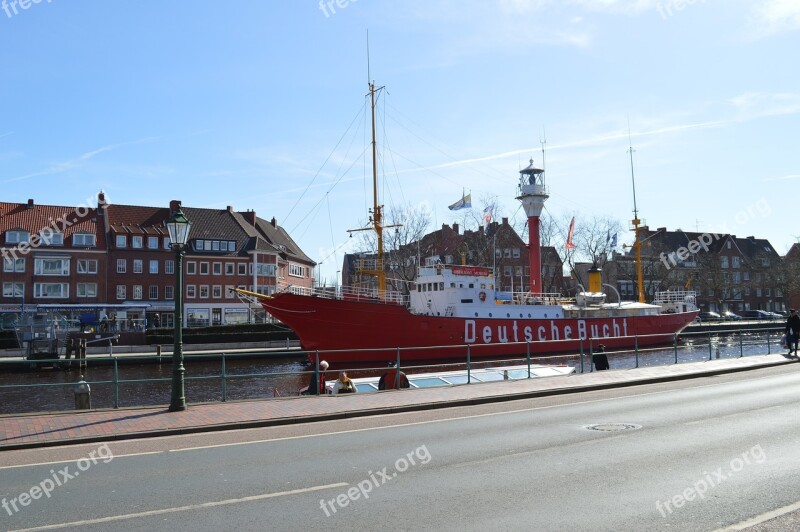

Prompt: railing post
[579,339,584,374]
[396,348,401,389]
[635,335,639,368]
[113,357,119,409]
[738,331,743,358]
[526,341,531,379]
[467,345,471,384]
[708,332,712,361]
[314,350,320,395]
[673,334,678,364]
[221,352,227,402]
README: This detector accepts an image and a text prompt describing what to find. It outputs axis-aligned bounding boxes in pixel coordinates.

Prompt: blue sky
[1,0,798,284]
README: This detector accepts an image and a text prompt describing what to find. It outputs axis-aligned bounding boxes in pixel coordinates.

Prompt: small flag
[483,206,493,235]
[448,192,472,211]
[610,233,617,248]
[565,217,576,249]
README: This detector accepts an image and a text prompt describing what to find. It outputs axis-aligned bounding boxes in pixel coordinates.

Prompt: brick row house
[0,193,315,328]
[600,226,787,313]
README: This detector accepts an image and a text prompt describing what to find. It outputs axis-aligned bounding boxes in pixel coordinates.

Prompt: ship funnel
[588,265,602,293]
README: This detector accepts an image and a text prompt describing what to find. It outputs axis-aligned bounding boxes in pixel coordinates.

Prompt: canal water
[0,330,787,415]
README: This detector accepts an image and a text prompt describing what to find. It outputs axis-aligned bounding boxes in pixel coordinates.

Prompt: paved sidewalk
[0,354,794,451]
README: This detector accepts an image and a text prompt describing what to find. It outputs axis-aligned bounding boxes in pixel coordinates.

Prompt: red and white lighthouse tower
[516,159,549,293]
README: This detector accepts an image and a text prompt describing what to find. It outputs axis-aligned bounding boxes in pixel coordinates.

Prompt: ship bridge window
[461,299,473,304]
[417,285,421,292]
[450,283,456,288]
[439,282,444,290]
[469,284,474,289]
[433,283,438,291]
[481,284,486,289]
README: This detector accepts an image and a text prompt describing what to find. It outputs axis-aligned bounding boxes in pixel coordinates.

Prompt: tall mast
[370,81,385,294]
[628,126,645,303]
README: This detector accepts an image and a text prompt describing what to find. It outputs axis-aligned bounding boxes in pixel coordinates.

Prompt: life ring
[478,291,486,302]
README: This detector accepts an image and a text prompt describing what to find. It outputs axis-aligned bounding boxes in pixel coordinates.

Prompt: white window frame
[199,285,209,298]
[238,263,247,276]
[133,285,143,300]
[3,257,25,272]
[149,260,159,274]
[73,233,96,247]
[165,285,174,300]
[76,283,98,298]
[186,261,196,275]
[212,285,222,299]
[149,285,158,300]
[165,260,175,275]
[212,262,222,275]
[132,236,144,249]
[77,259,98,274]
[6,230,30,244]
[116,285,127,300]
[117,259,126,273]
[186,285,196,298]
[39,230,64,246]
[225,263,235,275]
[148,236,160,249]
[33,282,69,299]
[133,260,143,274]
[34,257,70,276]
[116,235,127,248]
[3,282,24,298]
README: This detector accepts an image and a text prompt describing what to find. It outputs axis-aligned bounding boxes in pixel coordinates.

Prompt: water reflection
[0,331,785,415]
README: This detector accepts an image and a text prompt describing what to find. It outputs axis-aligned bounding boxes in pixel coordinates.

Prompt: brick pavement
[0,354,793,451]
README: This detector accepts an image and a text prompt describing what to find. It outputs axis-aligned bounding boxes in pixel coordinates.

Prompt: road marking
[8,482,349,531]
[0,451,163,471]
[713,499,800,531]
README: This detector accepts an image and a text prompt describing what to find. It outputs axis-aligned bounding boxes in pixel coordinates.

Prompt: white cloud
[728,91,800,119]
[748,0,800,39]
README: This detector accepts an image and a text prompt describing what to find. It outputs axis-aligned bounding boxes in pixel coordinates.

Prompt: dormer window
[39,230,64,246]
[73,233,96,247]
[192,239,236,252]
[6,230,30,244]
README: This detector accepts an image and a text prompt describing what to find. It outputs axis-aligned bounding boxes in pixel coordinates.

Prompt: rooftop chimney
[452,223,459,234]
[169,199,182,213]
[271,217,277,228]
[97,191,107,216]
[26,199,33,209]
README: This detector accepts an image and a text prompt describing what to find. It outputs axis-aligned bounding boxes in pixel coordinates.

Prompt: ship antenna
[540,127,547,175]
[627,119,645,303]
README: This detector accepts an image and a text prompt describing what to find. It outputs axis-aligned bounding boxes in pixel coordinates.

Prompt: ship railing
[653,290,697,304]
[499,290,563,306]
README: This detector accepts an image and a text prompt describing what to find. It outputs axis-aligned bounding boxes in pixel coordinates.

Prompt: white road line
[0,451,163,471]
[8,482,349,532]
[713,499,800,531]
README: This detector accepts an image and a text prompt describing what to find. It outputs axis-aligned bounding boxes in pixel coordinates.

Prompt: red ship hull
[259,293,699,365]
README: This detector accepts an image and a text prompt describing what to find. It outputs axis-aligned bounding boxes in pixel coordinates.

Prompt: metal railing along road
[0,326,787,415]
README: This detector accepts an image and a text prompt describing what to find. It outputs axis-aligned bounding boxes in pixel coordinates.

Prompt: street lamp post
[164,208,192,412]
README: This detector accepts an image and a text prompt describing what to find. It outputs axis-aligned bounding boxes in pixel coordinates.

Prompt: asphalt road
[3,364,800,531]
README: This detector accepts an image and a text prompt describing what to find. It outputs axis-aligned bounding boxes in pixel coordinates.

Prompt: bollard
[156,344,162,357]
[74,376,91,410]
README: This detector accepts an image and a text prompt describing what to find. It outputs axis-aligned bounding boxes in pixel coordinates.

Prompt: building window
[116,235,127,248]
[186,261,196,275]
[133,260,143,274]
[165,285,174,300]
[504,249,511,258]
[6,230,30,244]
[186,285,196,298]
[257,264,277,276]
[766,288,771,297]
[732,256,740,269]
[238,263,247,276]
[76,283,97,298]
[132,236,143,249]
[133,285,143,300]
[165,260,174,274]
[149,260,159,274]
[164,236,171,249]
[73,233,96,247]
[212,285,222,298]
[39,231,64,246]
[148,236,159,249]
[192,239,236,252]
[504,266,512,277]
[116,285,126,300]
[726,241,732,249]
[512,248,521,259]
[3,282,24,298]
[34,258,70,276]
[225,263,234,275]
[3,257,25,272]
[743,272,750,281]
[199,285,209,298]
[225,285,235,299]
[200,262,209,275]
[149,285,158,300]
[33,283,68,298]
[117,259,126,273]
[720,256,729,269]
[77,260,98,274]
[213,262,222,275]
[288,264,305,278]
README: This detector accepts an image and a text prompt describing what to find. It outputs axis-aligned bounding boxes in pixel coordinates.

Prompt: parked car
[720,311,742,321]
[697,311,722,322]
[743,310,772,320]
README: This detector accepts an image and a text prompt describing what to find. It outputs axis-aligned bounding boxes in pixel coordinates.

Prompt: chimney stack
[169,199,182,213]
[270,217,277,228]
[26,199,34,209]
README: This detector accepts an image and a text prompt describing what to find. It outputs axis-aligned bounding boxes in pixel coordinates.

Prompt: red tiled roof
[0,202,106,248]
[105,204,170,235]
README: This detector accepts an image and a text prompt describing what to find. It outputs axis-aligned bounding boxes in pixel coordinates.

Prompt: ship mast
[628,128,645,303]
[348,81,388,295]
